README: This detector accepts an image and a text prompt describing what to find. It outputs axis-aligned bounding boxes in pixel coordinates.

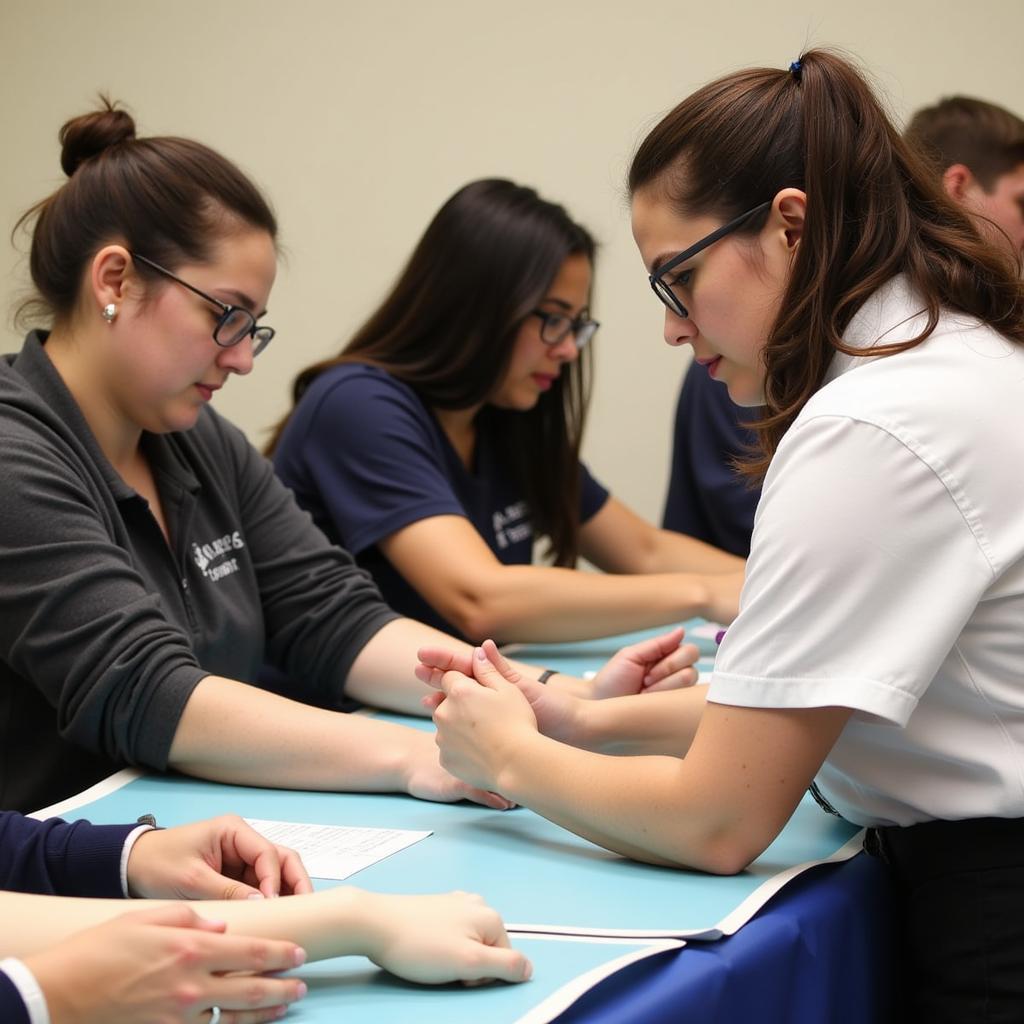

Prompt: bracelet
[536,668,557,684]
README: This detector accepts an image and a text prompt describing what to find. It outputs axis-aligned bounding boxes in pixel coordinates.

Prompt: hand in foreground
[432,642,541,793]
[23,904,307,1024]
[128,815,312,900]
[419,641,583,745]
[401,726,514,810]
[360,890,532,985]
[591,627,701,698]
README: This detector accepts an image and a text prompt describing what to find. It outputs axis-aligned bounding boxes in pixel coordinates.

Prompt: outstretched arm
[432,643,851,873]
[3,886,531,1002]
[378,514,742,644]
[350,619,702,715]
[169,676,511,809]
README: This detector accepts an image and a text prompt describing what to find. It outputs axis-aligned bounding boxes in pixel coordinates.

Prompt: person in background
[1,811,529,1022]
[661,364,759,557]
[0,102,697,816]
[267,179,743,646]
[904,94,1024,261]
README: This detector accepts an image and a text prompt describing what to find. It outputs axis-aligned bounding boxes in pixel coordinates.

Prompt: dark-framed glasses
[529,309,600,349]
[130,252,275,355]
[648,200,772,319]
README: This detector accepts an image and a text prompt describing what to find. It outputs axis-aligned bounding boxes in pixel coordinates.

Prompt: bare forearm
[493,735,744,872]
[169,676,424,791]
[345,618,592,707]
[0,888,393,962]
[637,530,745,575]
[575,687,709,755]
[452,565,720,644]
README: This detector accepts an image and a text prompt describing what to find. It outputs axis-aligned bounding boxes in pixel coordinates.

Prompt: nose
[663,307,697,348]
[217,336,255,376]
[549,334,581,363]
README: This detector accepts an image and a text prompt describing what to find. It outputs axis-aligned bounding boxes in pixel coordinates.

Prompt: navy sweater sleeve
[0,973,31,1024]
[0,812,134,896]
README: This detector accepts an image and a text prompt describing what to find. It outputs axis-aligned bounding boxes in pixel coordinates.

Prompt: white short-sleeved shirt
[710,276,1024,827]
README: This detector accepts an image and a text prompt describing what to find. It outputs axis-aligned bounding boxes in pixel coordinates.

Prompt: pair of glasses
[529,309,600,349]
[130,252,276,356]
[648,201,772,319]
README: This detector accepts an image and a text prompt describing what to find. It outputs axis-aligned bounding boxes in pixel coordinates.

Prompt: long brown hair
[628,49,1024,478]
[266,179,596,566]
[15,97,277,327]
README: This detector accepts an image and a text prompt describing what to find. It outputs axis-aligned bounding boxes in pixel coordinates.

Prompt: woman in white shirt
[423,49,1024,1022]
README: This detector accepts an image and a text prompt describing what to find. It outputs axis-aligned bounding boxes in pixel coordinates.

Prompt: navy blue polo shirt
[272,364,609,636]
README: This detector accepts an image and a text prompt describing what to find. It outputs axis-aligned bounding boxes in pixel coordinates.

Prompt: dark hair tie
[789,59,803,83]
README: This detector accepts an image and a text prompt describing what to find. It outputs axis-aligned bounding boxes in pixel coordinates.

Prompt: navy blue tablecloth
[559,851,897,1023]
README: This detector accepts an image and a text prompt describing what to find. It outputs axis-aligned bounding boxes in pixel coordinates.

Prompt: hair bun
[58,99,136,177]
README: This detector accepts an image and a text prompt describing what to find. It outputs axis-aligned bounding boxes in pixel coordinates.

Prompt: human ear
[770,188,806,253]
[941,164,975,204]
[89,245,134,317]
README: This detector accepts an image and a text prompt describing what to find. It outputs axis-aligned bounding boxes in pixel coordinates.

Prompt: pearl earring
[101,303,118,322]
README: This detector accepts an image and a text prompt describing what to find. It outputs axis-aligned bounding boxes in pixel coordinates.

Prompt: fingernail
[294,947,308,967]
[295,980,308,998]
[523,960,534,981]
[475,646,487,661]
[247,892,265,900]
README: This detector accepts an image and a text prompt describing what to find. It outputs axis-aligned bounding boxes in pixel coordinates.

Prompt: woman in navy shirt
[269,180,743,644]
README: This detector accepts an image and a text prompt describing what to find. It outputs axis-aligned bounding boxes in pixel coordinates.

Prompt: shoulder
[304,363,421,408]
[290,363,436,444]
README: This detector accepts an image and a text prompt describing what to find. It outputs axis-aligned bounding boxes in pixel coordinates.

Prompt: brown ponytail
[629,49,1024,478]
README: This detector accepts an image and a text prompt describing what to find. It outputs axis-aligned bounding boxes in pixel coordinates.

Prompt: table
[41,622,895,1022]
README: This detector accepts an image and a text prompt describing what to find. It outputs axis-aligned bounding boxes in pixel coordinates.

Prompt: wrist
[122,824,157,898]
[569,697,611,753]
[342,889,398,960]
[545,673,590,698]
[685,575,713,620]
[493,728,547,801]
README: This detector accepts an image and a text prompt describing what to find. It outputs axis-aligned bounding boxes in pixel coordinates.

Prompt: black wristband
[536,669,557,684]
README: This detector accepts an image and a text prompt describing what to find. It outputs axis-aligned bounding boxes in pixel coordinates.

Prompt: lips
[531,373,556,391]
[695,356,722,379]
[195,382,222,401]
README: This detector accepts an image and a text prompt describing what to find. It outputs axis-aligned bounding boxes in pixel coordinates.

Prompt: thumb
[461,944,533,984]
[189,860,263,901]
[473,640,521,686]
[624,626,685,663]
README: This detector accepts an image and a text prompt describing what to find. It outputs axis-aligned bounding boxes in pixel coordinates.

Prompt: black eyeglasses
[130,252,275,356]
[529,309,600,349]
[648,201,772,319]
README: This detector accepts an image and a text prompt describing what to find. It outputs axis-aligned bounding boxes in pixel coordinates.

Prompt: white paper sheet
[244,818,431,880]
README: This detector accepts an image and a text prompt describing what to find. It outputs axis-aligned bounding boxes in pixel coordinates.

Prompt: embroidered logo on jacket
[192,531,246,582]
[492,501,531,550]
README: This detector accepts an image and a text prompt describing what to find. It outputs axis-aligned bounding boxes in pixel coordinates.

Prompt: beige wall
[2,0,1022,522]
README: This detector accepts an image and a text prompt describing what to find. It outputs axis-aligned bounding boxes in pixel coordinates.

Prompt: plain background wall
[2,0,1022,524]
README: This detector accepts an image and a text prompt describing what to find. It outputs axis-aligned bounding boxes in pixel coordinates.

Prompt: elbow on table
[664,827,766,877]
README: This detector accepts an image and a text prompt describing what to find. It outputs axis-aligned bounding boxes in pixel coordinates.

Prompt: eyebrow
[538,297,575,311]
[650,250,686,276]
[219,288,267,318]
